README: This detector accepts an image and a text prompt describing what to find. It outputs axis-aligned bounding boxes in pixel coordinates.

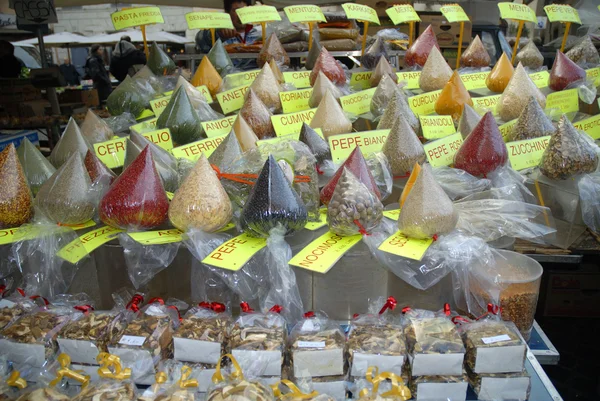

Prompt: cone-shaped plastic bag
[578,173,600,233]
[239,89,276,139]
[435,70,474,120]
[0,144,33,228]
[310,47,347,86]
[147,42,176,76]
[398,163,458,239]
[459,35,490,68]
[124,138,179,193]
[174,76,216,116]
[514,41,544,70]
[382,114,426,176]
[485,52,514,93]
[327,168,383,236]
[169,154,232,232]
[566,36,600,65]
[258,33,290,68]
[129,130,178,172]
[16,137,56,196]
[133,65,164,93]
[249,63,282,112]
[305,38,322,70]
[454,112,508,178]
[539,115,599,180]
[299,122,331,165]
[370,56,397,88]
[191,56,222,97]
[240,155,308,237]
[35,152,95,225]
[549,50,586,91]
[377,90,420,133]
[362,36,388,70]
[309,71,343,108]
[405,25,440,67]
[400,162,421,208]
[49,117,91,168]
[106,75,153,117]
[419,46,453,92]
[233,115,259,151]
[309,89,352,138]
[156,86,203,146]
[498,63,546,122]
[100,146,169,230]
[84,149,116,184]
[321,146,380,204]
[270,59,285,84]
[370,74,399,117]
[208,130,243,170]
[506,97,556,142]
[80,109,114,144]
[458,103,481,139]
[207,38,234,76]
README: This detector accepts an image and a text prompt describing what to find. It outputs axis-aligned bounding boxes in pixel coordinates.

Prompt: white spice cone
[370,56,397,87]
[310,89,352,139]
[377,90,420,133]
[458,103,482,139]
[269,58,285,84]
[49,117,92,168]
[233,114,259,152]
[80,109,114,144]
[382,114,426,177]
[419,47,453,92]
[498,63,546,122]
[249,62,282,112]
[371,74,399,116]
[309,71,343,108]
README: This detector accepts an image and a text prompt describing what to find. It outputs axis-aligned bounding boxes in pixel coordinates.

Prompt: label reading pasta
[111,7,164,30]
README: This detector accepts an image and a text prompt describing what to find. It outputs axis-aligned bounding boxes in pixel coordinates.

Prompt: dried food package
[506,97,556,142]
[435,70,474,120]
[370,56,398,88]
[514,41,543,70]
[0,144,33,228]
[0,292,35,331]
[321,147,380,205]
[309,71,343,109]
[539,115,599,180]
[404,25,440,68]
[457,104,481,140]
[233,115,259,152]
[289,313,345,377]
[174,76,219,120]
[124,139,179,193]
[409,373,468,401]
[35,153,95,225]
[306,39,322,71]
[404,317,465,376]
[419,47,453,92]
[318,27,359,41]
[100,146,169,230]
[566,35,600,65]
[72,380,136,401]
[310,48,347,86]
[549,51,586,91]
[460,35,491,68]
[309,90,352,138]
[299,123,331,166]
[49,118,91,168]
[398,163,458,239]
[249,63,283,112]
[579,173,600,234]
[370,74,398,117]
[130,131,178,172]
[208,130,243,170]
[498,63,546,122]
[16,138,56,196]
[454,112,508,178]
[327,168,383,236]
[156,359,216,395]
[485,52,514,93]
[107,76,153,118]
[383,115,426,177]
[239,89,276,140]
[240,155,308,237]
[156,86,203,146]
[467,369,531,401]
[80,109,114,145]
[84,150,116,185]
[148,42,176,76]
[258,33,290,68]
[460,320,525,374]
[169,155,232,233]
[361,36,388,70]
[191,56,222,97]
[321,38,358,52]
[377,90,419,133]
[269,59,285,85]
[208,38,234,76]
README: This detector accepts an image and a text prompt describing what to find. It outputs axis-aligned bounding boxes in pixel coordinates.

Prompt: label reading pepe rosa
[423,133,464,167]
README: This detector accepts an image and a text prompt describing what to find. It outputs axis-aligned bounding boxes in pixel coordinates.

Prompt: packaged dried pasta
[16,138,56,197]
[239,89,276,140]
[382,114,425,177]
[565,35,600,66]
[434,70,473,120]
[514,41,543,70]
[156,87,204,146]
[0,144,33,228]
[319,28,359,41]
[506,96,556,142]
[457,104,481,139]
[377,91,419,134]
[404,26,440,68]
[467,368,530,401]
[485,52,514,93]
[309,72,343,108]
[309,90,352,138]
[309,48,347,86]
[321,39,357,52]
[549,50,586,91]
[370,57,397,88]
[191,57,222,97]
[459,36,490,68]
[419,47,452,92]
[370,74,399,117]
[249,63,283,112]
[498,63,546,122]
[258,33,290,68]
[361,37,388,70]
[48,118,92,168]
[208,39,234,76]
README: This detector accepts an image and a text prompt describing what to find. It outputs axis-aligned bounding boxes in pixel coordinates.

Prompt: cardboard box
[418,14,472,48]
[543,272,600,317]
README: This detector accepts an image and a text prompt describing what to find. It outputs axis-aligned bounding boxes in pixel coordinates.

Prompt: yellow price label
[305,209,328,231]
[130,118,158,134]
[58,226,124,264]
[385,4,420,24]
[216,85,250,115]
[111,6,164,30]
[201,115,238,138]
[271,108,316,136]
[289,231,362,273]
[236,5,281,24]
[136,109,155,121]
[586,68,600,87]
[280,88,312,114]
[94,137,127,169]
[382,209,400,221]
[419,115,456,140]
[342,3,380,24]
[546,89,579,114]
[460,71,490,90]
[284,5,326,23]
[497,2,537,23]
[440,4,469,23]
[171,133,227,161]
[128,229,184,245]
[162,86,212,103]
[408,90,442,116]
[507,136,551,171]
[424,132,464,167]
[256,128,324,147]
[350,71,373,90]
[396,71,421,89]
[283,71,312,89]
[499,119,518,142]
[166,192,174,200]
[573,114,600,140]
[378,230,433,261]
[328,129,390,164]
[203,233,267,271]
[340,87,377,116]
[0,221,95,246]
[473,94,501,116]
[223,69,260,88]
[529,71,550,88]
[149,94,171,117]
[186,12,234,30]
[141,129,174,151]
[544,4,581,24]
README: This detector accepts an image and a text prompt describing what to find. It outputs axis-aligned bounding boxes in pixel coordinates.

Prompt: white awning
[13,32,89,46]
[83,30,192,45]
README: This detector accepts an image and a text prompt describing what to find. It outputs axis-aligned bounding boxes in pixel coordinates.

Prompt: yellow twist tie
[178,366,198,389]
[212,354,243,384]
[373,372,411,401]
[97,353,132,380]
[6,371,27,390]
[50,354,90,388]
[278,380,319,400]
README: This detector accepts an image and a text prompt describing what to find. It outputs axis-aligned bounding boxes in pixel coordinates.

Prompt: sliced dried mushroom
[2,311,69,344]
[72,382,136,401]
[404,318,464,355]
[207,380,273,401]
[230,325,284,351]
[348,323,406,356]
[109,314,174,359]
[0,305,27,331]
[174,314,229,343]
[58,312,127,351]
[292,328,345,350]
[461,321,524,372]
[16,388,70,401]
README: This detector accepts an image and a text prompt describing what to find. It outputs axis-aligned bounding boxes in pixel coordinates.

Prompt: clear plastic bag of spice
[208,38,234,76]
[419,47,453,92]
[156,87,204,147]
[565,35,600,66]
[361,36,388,70]
[249,63,283,113]
[124,138,179,193]
[48,118,92,169]
[80,109,114,145]
[16,138,56,197]
[578,173,600,234]
[174,76,221,121]
[239,89,276,140]
[107,76,155,118]
[309,48,347,86]
[431,166,492,201]
[258,33,291,68]
[148,42,177,76]
[0,144,34,229]
[71,363,137,401]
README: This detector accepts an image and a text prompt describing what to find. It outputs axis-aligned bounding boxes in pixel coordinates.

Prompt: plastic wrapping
[370,74,399,117]
[49,118,92,168]
[259,33,290,68]
[549,50,586,91]
[319,28,359,41]
[133,65,165,94]
[299,123,331,166]
[106,76,154,118]
[514,41,543,69]
[100,146,169,230]
[72,375,137,401]
[80,109,114,145]
[460,36,491,68]
[156,86,203,146]
[35,152,95,225]
[309,48,347,86]
[498,63,546,122]
[565,35,600,66]
[16,138,56,197]
[233,115,259,152]
[0,144,33,228]
[309,90,352,138]
[435,70,474,120]
[249,63,283,112]
[485,52,514,93]
[539,115,599,180]
[148,42,176,76]
[321,39,357,51]
[378,91,419,133]
[578,173,600,233]
[208,131,243,171]
[85,149,117,185]
[382,114,425,177]
[467,369,531,401]
[207,354,276,400]
[208,38,234,76]
[174,77,220,121]
[239,89,276,140]
[457,104,481,140]
[506,96,556,142]
[0,289,35,331]
[305,39,322,71]
[419,47,453,92]
[309,71,343,109]
[361,36,387,70]
[404,25,440,67]
[270,59,285,85]
[431,166,491,201]
[191,57,222,98]
[370,57,397,88]
[124,139,179,193]
[130,131,178,172]
[409,374,468,401]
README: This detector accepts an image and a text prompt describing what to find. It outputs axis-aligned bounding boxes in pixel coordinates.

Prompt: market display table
[516,229,600,264]
[529,321,560,365]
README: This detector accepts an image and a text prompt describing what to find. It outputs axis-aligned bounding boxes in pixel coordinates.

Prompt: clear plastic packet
[305,40,322,71]
[273,380,336,401]
[454,112,508,178]
[361,36,388,70]
[129,131,179,172]
[207,354,275,401]
[0,144,33,228]
[299,123,331,169]
[318,28,359,41]
[431,166,491,201]
[16,138,56,197]
[84,150,116,186]
[192,57,222,98]
[148,42,176,76]
[467,368,530,401]
[274,19,305,44]
[549,50,587,91]
[309,72,344,108]
[457,104,481,139]
[156,87,203,147]
[259,33,291,68]
[404,25,440,68]
[48,118,92,168]
[309,90,352,138]
[409,373,468,401]
[70,354,137,401]
[498,63,546,122]
[366,152,394,202]
[309,48,347,86]
[0,287,36,332]
[174,77,220,121]
[514,41,543,69]
[107,76,154,118]
[419,47,453,92]
[208,131,243,172]
[155,360,216,396]
[370,57,397,88]
[133,65,165,94]
[233,115,260,152]
[370,74,399,117]
[460,35,491,68]
[239,89,276,140]
[249,63,283,112]
[124,139,179,193]
[80,110,114,145]
[579,173,600,233]
[208,39,234,76]
[568,79,597,105]
[378,91,419,134]
[320,39,357,52]
[100,146,169,230]
[565,35,600,66]
[485,52,514,93]
[435,70,474,120]
[355,370,411,401]
[382,114,425,177]
[269,60,286,85]
[506,96,556,142]
[539,115,599,180]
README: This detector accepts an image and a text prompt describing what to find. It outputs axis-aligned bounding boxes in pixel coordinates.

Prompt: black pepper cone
[299,123,331,165]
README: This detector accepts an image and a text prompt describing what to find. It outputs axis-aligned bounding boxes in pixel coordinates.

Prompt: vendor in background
[0,41,23,78]
[110,35,146,82]
[85,44,112,102]
[59,58,80,86]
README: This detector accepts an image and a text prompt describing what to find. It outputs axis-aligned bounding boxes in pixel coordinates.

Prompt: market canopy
[83,30,192,45]
[13,32,89,47]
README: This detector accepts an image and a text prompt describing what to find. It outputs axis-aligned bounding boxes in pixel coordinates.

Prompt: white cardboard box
[57,339,102,365]
[415,381,468,401]
[232,349,282,377]
[293,348,344,377]
[108,346,156,385]
[0,339,46,367]
[312,380,346,401]
[474,345,526,374]
[350,353,405,377]
[173,337,222,365]
[410,353,465,376]
[477,376,531,401]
